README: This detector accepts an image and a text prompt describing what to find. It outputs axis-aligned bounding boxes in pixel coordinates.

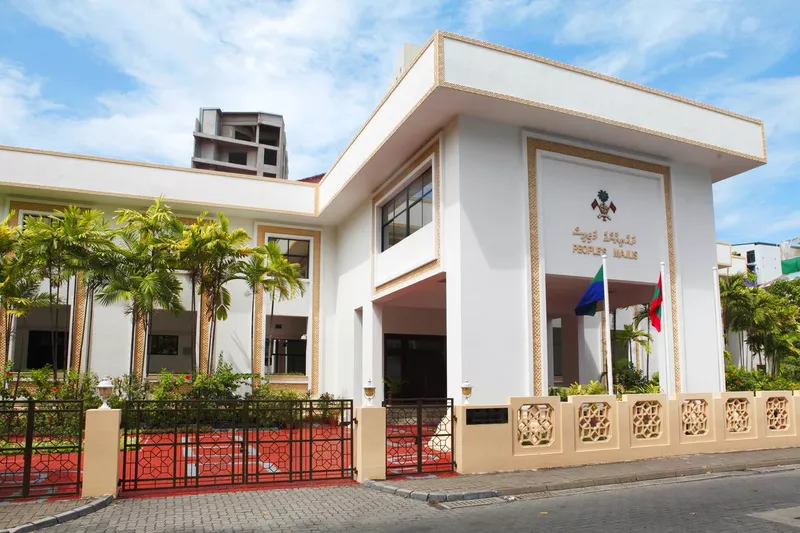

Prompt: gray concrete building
[192,108,288,179]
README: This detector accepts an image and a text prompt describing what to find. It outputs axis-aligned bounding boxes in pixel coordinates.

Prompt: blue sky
[0,1,798,244]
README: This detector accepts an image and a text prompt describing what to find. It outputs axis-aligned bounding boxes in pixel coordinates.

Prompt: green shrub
[726,366,800,391]
[613,360,650,392]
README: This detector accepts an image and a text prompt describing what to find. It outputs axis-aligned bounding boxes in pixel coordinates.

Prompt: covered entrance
[383,334,446,400]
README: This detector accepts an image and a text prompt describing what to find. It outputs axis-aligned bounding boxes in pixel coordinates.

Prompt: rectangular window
[746,250,756,264]
[21,212,63,226]
[234,130,252,142]
[228,152,248,165]
[380,165,433,251]
[149,334,179,356]
[263,149,278,166]
[268,237,311,279]
[26,331,67,370]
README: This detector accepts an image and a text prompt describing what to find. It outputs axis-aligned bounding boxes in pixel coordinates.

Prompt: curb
[362,460,800,502]
[0,495,113,533]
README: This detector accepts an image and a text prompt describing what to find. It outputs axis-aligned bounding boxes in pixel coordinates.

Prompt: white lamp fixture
[363,378,376,406]
[461,379,473,405]
[97,377,113,409]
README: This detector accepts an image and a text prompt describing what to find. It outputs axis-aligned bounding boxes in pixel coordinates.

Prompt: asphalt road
[39,468,800,532]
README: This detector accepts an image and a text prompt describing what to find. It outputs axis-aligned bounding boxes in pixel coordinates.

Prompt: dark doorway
[384,334,446,399]
[26,330,67,370]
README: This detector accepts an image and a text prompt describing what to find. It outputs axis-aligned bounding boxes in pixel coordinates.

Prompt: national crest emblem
[591,190,616,222]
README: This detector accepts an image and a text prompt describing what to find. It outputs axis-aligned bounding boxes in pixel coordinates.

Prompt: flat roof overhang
[0,32,766,226]
[316,32,765,224]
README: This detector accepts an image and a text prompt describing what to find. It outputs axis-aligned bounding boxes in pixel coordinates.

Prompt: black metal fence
[384,398,454,477]
[120,399,353,492]
[0,400,84,499]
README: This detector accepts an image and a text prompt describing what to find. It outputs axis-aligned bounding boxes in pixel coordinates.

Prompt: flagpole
[602,254,614,394]
[660,261,672,396]
[712,267,727,392]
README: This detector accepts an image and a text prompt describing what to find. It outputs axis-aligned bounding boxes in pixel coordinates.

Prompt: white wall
[331,203,373,401]
[538,152,667,283]
[446,115,532,403]
[0,149,316,216]
[374,224,436,287]
[671,162,722,392]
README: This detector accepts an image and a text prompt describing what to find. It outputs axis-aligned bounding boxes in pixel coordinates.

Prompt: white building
[729,242,782,284]
[192,108,289,179]
[0,32,766,402]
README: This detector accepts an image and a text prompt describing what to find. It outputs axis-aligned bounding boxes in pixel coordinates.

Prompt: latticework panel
[632,401,662,440]
[766,397,790,431]
[725,398,751,433]
[681,399,709,436]
[517,404,554,447]
[577,402,611,442]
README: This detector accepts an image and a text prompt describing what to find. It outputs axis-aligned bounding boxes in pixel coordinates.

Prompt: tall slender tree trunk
[64,276,71,373]
[189,279,197,374]
[83,291,95,375]
[266,289,276,376]
[127,312,137,399]
[250,291,255,378]
[48,264,58,384]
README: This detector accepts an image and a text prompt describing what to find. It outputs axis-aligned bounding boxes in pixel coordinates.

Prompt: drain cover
[438,497,507,510]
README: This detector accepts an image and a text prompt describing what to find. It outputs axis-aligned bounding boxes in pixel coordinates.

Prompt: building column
[578,314,603,383]
[546,319,555,390]
[560,314,580,386]
[361,302,384,405]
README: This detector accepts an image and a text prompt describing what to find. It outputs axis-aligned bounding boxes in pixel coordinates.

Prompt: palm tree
[261,242,305,377]
[96,200,184,378]
[198,213,249,374]
[174,213,211,373]
[719,273,752,367]
[237,242,305,376]
[616,323,653,368]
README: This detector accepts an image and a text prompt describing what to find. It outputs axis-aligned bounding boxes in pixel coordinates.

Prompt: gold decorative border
[371,136,442,297]
[70,275,87,373]
[525,137,682,394]
[435,30,445,84]
[256,225,321,396]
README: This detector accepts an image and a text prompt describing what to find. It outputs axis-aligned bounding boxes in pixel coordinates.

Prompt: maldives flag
[650,274,663,332]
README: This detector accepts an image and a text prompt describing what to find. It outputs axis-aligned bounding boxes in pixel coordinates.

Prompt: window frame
[266,235,312,281]
[19,209,65,226]
[377,156,435,253]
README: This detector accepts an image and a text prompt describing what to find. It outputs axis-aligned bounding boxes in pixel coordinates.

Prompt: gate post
[354,406,386,482]
[82,408,122,498]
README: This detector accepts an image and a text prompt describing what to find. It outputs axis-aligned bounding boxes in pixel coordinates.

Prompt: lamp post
[461,379,473,405]
[363,378,376,406]
[96,378,113,409]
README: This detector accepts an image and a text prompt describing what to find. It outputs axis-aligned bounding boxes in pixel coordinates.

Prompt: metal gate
[384,398,454,477]
[0,400,84,499]
[120,399,353,492]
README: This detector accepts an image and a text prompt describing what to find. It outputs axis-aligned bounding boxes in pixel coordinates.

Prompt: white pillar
[546,318,555,390]
[361,302,384,405]
[578,314,603,383]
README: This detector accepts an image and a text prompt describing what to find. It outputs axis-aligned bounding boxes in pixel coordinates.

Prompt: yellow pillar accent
[70,275,88,373]
[82,409,121,498]
[354,406,386,482]
[199,291,211,374]
[0,307,7,371]
[252,284,264,388]
[133,316,146,376]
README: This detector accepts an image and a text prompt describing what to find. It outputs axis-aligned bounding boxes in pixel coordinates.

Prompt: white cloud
[0,0,443,178]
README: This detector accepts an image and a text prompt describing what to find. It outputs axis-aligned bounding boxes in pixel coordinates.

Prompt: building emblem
[591,190,616,222]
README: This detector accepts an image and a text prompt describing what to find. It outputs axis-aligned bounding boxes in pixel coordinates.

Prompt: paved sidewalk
[0,497,111,532]
[368,447,800,501]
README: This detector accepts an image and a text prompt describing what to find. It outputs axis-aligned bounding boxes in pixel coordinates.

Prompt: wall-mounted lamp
[461,379,473,405]
[363,378,376,406]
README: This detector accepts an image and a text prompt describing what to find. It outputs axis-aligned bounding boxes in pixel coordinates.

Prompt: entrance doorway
[383,334,446,399]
